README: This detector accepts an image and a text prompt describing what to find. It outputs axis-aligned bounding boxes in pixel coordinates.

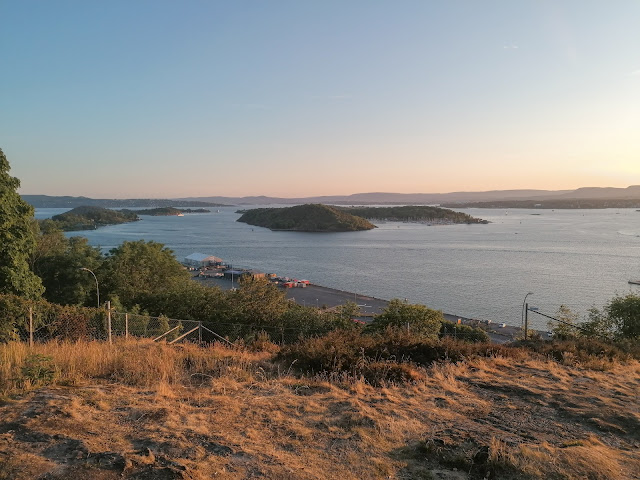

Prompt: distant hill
[49,206,139,231]
[338,205,487,224]
[23,195,226,208]
[178,189,572,205]
[237,204,375,232]
[24,185,640,209]
[441,198,640,209]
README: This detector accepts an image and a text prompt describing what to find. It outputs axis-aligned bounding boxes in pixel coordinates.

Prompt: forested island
[441,199,640,209]
[48,206,139,231]
[339,205,488,224]
[237,204,375,232]
[125,207,210,216]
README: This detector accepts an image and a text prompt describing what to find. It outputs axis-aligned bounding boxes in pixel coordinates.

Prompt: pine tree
[0,148,43,298]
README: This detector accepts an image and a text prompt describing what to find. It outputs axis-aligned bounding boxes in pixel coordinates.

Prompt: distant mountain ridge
[22,186,640,208]
[178,185,640,205]
[22,195,225,208]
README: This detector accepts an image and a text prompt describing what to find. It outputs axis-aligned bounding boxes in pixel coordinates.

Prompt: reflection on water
[35,206,640,328]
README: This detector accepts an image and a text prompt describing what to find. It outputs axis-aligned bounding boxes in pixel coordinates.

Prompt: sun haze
[1,1,639,198]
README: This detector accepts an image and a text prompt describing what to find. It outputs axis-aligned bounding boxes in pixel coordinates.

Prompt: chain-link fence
[3,295,494,347]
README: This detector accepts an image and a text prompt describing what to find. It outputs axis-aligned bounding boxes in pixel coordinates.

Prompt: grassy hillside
[339,205,488,224]
[50,206,139,231]
[237,204,375,232]
[0,338,638,479]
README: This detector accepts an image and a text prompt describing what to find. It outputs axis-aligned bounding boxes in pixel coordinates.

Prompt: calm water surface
[36,207,640,329]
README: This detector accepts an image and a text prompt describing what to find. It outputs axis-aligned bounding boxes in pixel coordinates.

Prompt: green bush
[21,354,55,386]
[439,321,489,343]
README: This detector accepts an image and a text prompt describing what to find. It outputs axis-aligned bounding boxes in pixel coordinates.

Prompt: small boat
[177,213,184,217]
[629,280,640,285]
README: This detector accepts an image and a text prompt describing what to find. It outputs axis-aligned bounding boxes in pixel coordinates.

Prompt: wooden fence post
[29,307,34,348]
[107,301,112,344]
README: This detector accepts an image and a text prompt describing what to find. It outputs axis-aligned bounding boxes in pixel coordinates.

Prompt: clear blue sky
[1,1,639,198]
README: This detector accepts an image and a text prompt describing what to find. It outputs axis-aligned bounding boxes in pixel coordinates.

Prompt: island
[49,206,139,231]
[338,205,488,224]
[124,207,210,216]
[236,204,376,232]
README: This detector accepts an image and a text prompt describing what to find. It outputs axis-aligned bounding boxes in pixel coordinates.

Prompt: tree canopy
[0,148,43,299]
[368,299,443,338]
[101,240,191,307]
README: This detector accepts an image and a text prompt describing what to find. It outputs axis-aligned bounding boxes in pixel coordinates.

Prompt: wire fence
[11,304,494,347]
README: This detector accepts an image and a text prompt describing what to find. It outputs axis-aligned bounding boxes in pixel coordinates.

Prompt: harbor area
[185,253,522,342]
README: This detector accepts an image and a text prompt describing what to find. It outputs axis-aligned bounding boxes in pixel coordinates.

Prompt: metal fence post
[125,313,129,339]
[29,307,34,348]
[107,301,112,344]
[524,303,529,341]
[198,321,202,344]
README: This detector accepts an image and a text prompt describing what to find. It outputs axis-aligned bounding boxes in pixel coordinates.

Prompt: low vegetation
[125,207,210,216]
[339,205,488,224]
[49,206,139,231]
[237,204,376,231]
[0,338,638,479]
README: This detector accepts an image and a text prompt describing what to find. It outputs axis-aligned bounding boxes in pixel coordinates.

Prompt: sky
[1,1,639,198]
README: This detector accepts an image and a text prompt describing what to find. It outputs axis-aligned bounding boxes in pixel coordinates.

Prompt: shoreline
[192,274,521,343]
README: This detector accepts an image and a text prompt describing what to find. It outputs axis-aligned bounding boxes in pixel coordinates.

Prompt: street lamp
[80,267,100,308]
[521,292,534,331]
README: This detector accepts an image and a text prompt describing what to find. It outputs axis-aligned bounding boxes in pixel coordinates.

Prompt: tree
[549,305,579,340]
[34,235,103,306]
[101,240,190,307]
[368,299,443,339]
[0,148,43,299]
[224,276,288,325]
[605,293,640,340]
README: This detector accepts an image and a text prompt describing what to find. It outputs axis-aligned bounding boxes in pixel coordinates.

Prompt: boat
[177,213,184,217]
[629,280,640,285]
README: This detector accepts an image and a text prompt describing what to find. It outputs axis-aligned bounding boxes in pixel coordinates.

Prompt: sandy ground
[1,349,638,480]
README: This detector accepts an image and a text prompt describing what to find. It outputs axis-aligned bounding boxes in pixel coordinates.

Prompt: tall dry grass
[0,339,269,395]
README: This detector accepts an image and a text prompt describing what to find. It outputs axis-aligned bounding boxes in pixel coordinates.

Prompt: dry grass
[0,339,638,479]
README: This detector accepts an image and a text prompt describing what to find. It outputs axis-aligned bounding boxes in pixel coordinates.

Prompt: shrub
[367,299,443,339]
[439,320,489,343]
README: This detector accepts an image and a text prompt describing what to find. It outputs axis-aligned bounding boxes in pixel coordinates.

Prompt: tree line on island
[46,206,210,231]
[237,203,487,232]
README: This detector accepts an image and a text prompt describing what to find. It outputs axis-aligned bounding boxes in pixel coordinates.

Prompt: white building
[184,253,223,268]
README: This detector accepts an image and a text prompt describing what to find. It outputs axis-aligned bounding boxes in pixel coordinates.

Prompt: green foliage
[0,293,107,342]
[439,320,489,343]
[0,148,44,299]
[237,204,375,231]
[605,293,640,339]
[21,354,55,386]
[126,207,209,216]
[33,234,103,306]
[49,206,138,231]
[368,299,443,339]
[101,240,191,307]
[549,305,580,340]
[340,205,487,224]
[224,276,289,325]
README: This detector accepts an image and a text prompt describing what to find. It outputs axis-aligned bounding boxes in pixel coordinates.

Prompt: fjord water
[36,207,640,328]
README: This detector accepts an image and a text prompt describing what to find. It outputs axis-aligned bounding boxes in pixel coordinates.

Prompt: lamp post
[80,267,100,308]
[522,292,533,335]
